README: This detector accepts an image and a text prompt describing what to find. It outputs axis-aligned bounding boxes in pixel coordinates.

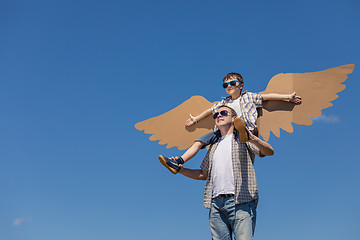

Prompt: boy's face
[223,77,243,96]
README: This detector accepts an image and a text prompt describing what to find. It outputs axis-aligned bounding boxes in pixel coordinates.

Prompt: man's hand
[246,128,274,156]
[246,127,256,142]
[289,92,302,104]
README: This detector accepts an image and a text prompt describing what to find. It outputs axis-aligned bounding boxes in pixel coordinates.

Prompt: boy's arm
[185,108,212,127]
[262,92,302,104]
[178,166,208,180]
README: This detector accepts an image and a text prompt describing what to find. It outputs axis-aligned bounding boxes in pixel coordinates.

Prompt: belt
[218,194,234,198]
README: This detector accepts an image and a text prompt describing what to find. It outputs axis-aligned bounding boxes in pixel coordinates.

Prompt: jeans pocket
[235,202,252,221]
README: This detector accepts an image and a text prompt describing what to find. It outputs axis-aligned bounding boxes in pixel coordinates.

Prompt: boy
[159,72,301,174]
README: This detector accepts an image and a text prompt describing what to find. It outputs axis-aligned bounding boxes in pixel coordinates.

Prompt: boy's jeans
[209,196,256,240]
[196,131,221,149]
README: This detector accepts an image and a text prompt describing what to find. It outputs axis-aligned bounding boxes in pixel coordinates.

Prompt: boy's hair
[217,105,237,118]
[223,72,244,83]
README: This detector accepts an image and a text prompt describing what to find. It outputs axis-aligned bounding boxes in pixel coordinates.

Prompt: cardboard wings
[135,64,355,150]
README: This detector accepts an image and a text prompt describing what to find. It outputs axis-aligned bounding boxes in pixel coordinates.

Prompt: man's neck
[219,125,234,137]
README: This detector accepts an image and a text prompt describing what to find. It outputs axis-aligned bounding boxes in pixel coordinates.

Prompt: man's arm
[262,92,302,104]
[178,167,208,180]
[247,129,274,156]
[185,108,212,127]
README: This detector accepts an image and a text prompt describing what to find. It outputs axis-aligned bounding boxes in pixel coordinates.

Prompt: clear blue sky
[1,0,359,239]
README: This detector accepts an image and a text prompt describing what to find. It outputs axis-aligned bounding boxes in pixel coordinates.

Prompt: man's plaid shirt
[211,92,262,130]
[200,131,261,209]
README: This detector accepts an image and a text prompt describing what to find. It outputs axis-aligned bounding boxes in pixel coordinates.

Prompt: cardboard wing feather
[258,64,355,141]
[135,96,218,150]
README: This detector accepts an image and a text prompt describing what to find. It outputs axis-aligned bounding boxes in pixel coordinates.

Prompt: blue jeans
[209,196,256,240]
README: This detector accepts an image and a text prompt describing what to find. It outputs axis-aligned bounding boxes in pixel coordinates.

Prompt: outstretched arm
[185,108,212,127]
[178,167,208,180]
[262,92,302,104]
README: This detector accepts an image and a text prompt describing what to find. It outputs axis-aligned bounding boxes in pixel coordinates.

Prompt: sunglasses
[222,80,242,89]
[213,110,231,119]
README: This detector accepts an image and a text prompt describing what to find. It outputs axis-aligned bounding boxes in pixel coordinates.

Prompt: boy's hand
[185,114,197,127]
[289,92,302,104]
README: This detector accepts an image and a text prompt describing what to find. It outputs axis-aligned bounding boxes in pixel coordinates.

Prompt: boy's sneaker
[234,118,248,143]
[159,155,180,174]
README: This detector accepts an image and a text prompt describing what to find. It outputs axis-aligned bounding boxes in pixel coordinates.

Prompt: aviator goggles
[213,110,230,119]
[222,80,242,89]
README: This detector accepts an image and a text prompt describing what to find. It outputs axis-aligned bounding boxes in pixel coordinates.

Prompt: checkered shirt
[211,92,262,130]
[200,131,261,209]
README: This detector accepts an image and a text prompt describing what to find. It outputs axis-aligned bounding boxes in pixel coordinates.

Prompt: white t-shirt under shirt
[226,98,242,117]
[211,134,235,198]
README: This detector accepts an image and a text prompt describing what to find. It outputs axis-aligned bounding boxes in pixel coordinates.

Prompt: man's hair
[217,105,237,117]
[223,72,244,83]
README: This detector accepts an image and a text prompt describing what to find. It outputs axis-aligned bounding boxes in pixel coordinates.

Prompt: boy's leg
[158,141,204,175]
[234,118,248,143]
[159,155,181,174]
[159,131,219,174]
[180,141,205,163]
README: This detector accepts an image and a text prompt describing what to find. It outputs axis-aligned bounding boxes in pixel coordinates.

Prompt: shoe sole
[234,118,248,143]
[159,155,177,174]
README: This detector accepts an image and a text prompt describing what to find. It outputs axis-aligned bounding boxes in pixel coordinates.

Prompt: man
[178,105,274,240]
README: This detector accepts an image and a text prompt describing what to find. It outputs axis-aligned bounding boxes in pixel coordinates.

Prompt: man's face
[223,77,243,96]
[214,107,235,128]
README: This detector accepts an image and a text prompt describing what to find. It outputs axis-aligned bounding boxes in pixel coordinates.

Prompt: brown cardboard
[135,96,218,150]
[258,64,354,141]
[135,64,355,150]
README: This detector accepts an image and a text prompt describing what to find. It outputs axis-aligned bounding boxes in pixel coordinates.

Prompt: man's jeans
[209,196,256,240]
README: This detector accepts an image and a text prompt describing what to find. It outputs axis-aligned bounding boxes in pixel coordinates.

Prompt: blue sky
[1,0,359,239]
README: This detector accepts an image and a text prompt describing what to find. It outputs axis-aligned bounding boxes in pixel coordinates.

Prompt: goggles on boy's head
[222,80,242,89]
[213,110,230,119]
